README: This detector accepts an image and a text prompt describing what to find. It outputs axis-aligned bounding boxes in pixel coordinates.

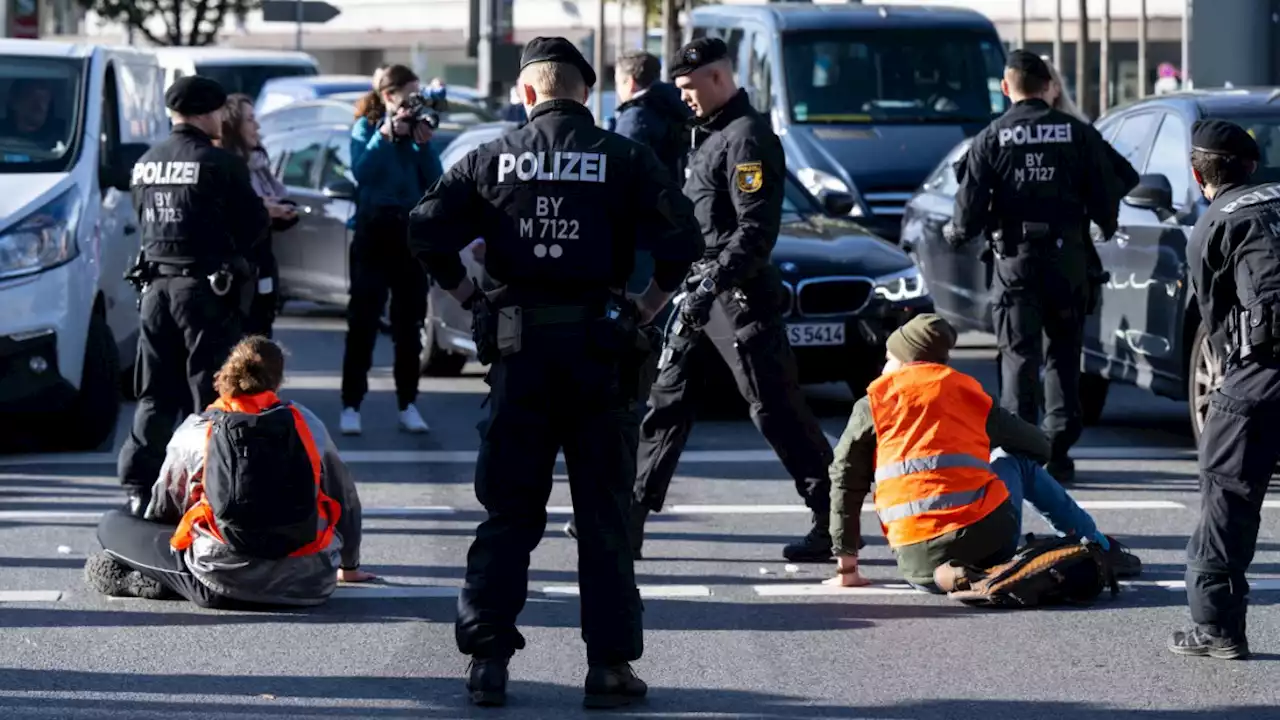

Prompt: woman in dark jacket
[219,93,299,337]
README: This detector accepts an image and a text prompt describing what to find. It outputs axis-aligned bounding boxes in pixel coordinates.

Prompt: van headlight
[874,267,929,302]
[0,187,83,280]
[796,167,865,217]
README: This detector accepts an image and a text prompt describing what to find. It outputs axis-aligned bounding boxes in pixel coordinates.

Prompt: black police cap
[164,75,228,116]
[1192,119,1260,161]
[520,36,597,89]
[670,37,730,79]
[1005,49,1052,83]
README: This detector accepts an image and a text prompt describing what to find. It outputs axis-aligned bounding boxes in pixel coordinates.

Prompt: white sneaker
[340,407,362,436]
[398,405,430,434]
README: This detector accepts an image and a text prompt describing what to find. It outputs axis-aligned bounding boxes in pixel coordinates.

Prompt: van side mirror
[104,142,151,192]
[321,178,356,199]
[1124,173,1175,211]
[818,189,856,217]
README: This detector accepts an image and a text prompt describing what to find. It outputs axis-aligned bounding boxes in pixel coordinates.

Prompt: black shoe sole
[783,550,834,563]
[584,692,645,709]
[1168,644,1249,660]
[469,689,507,707]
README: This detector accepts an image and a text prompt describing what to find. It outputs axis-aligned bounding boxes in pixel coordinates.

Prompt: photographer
[340,64,443,436]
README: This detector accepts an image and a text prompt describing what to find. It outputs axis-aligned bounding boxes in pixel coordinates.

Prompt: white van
[151,47,318,104]
[0,40,167,449]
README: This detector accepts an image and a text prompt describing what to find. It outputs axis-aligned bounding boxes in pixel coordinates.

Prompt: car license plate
[787,323,845,346]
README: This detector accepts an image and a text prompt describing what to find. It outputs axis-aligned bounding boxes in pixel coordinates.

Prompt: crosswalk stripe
[0,445,1199,467]
[1154,579,1280,592]
[542,584,713,598]
[332,586,458,599]
[0,590,63,602]
[753,583,921,596]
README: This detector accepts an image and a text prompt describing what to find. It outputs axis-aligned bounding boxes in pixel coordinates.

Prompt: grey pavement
[0,307,1277,719]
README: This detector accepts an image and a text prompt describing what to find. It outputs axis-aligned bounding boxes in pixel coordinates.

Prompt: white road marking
[541,584,712,598]
[1154,579,1280,592]
[753,583,921,596]
[0,511,107,520]
[359,507,456,517]
[1265,501,1280,509]
[331,586,458,599]
[0,445,1199,467]
[0,590,63,602]
[1074,500,1186,510]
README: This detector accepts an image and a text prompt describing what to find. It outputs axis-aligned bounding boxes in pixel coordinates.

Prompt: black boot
[466,657,509,707]
[83,552,170,600]
[125,488,151,518]
[783,512,833,562]
[1045,456,1075,485]
[628,505,649,560]
[1168,627,1250,660]
[584,663,648,709]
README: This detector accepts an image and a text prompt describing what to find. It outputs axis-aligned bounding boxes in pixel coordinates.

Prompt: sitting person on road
[824,314,1141,591]
[85,336,374,608]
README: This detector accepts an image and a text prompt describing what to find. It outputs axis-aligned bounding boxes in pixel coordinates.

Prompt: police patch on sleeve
[735,162,763,194]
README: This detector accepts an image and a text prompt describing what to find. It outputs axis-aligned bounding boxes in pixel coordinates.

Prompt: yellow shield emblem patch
[735,162,763,193]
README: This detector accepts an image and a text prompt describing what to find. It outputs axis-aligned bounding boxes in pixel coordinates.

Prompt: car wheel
[1188,320,1222,444]
[1080,373,1109,426]
[63,309,121,450]
[419,295,468,377]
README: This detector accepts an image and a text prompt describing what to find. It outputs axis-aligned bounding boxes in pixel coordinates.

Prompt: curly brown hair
[213,336,287,398]
[218,94,255,160]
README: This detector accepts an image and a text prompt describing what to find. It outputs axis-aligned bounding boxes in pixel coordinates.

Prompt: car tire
[1188,320,1222,445]
[1080,373,1109,426]
[419,296,468,377]
[63,309,121,451]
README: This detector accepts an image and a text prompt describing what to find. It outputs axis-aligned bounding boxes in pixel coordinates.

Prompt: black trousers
[991,250,1088,461]
[456,325,643,665]
[118,276,241,490]
[1186,363,1279,640]
[635,280,833,514]
[341,208,427,411]
[96,510,230,608]
[244,282,278,339]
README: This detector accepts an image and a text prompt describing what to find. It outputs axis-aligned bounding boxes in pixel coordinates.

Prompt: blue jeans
[907,448,1108,594]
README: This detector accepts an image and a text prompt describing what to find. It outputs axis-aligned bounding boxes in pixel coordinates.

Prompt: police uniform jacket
[407,99,702,303]
[953,98,1117,244]
[1187,181,1280,362]
[684,89,783,288]
[131,124,269,269]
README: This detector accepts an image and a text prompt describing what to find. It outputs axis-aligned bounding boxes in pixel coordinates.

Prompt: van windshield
[781,29,1008,124]
[194,63,316,103]
[0,56,86,173]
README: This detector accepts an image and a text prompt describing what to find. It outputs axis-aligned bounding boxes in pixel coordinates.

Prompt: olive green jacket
[828,388,1051,557]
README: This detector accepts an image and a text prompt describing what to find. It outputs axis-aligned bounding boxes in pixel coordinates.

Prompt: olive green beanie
[885,313,957,364]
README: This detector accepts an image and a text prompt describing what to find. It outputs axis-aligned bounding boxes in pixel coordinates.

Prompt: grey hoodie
[144,403,363,607]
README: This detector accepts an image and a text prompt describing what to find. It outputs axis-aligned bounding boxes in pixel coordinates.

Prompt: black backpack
[201,402,320,559]
[945,534,1120,608]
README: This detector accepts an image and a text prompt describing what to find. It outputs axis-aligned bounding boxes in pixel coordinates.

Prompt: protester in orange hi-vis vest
[85,336,375,608]
[822,314,1143,592]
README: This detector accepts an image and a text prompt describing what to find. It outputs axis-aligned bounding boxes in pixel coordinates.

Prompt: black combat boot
[1168,627,1250,660]
[1045,456,1076,485]
[584,663,648,709]
[1103,536,1142,578]
[466,656,509,706]
[83,552,170,600]
[782,512,833,562]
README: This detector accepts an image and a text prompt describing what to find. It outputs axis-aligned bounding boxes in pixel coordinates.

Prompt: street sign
[262,1,341,24]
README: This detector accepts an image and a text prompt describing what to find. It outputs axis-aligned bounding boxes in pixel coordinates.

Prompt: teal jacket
[349,116,442,224]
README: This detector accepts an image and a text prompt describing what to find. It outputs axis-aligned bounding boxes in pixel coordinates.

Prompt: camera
[396,86,447,139]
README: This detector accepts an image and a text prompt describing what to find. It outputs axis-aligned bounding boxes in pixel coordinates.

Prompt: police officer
[1169,120,1277,661]
[116,76,269,514]
[407,38,701,708]
[947,50,1119,485]
[630,37,835,562]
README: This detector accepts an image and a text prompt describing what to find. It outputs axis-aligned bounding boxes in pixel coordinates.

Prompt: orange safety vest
[866,362,1010,548]
[171,391,341,556]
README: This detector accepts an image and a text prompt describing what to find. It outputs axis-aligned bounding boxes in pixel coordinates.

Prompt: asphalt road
[0,305,1276,720]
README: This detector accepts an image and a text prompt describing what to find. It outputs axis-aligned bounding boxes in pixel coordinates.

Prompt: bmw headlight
[796,167,865,217]
[874,266,929,302]
[0,187,83,280]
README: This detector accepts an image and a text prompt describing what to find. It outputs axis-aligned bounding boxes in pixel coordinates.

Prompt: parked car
[255,74,375,114]
[0,40,168,448]
[902,87,1280,442]
[152,47,317,107]
[420,122,935,392]
[257,90,499,159]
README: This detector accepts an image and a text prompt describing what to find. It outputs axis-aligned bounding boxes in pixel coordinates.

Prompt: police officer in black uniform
[1170,120,1277,661]
[117,76,268,513]
[631,37,835,562]
[948,50,1118,485]
[407,38,701,708]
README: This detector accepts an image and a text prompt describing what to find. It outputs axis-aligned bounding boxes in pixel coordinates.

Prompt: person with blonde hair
[85,336,373,609]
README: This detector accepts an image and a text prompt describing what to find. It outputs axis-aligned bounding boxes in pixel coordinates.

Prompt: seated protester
[85,336,374,608]
[824,314,1142,591]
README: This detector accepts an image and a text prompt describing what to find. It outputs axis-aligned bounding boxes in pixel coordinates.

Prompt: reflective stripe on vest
[875,482,991,525]
[873,451,994,484]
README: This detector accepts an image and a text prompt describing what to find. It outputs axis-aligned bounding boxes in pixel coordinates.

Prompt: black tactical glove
[680,275,718,330]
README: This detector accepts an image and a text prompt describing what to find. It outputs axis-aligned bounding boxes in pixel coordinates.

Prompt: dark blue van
[688,2,1009,241]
